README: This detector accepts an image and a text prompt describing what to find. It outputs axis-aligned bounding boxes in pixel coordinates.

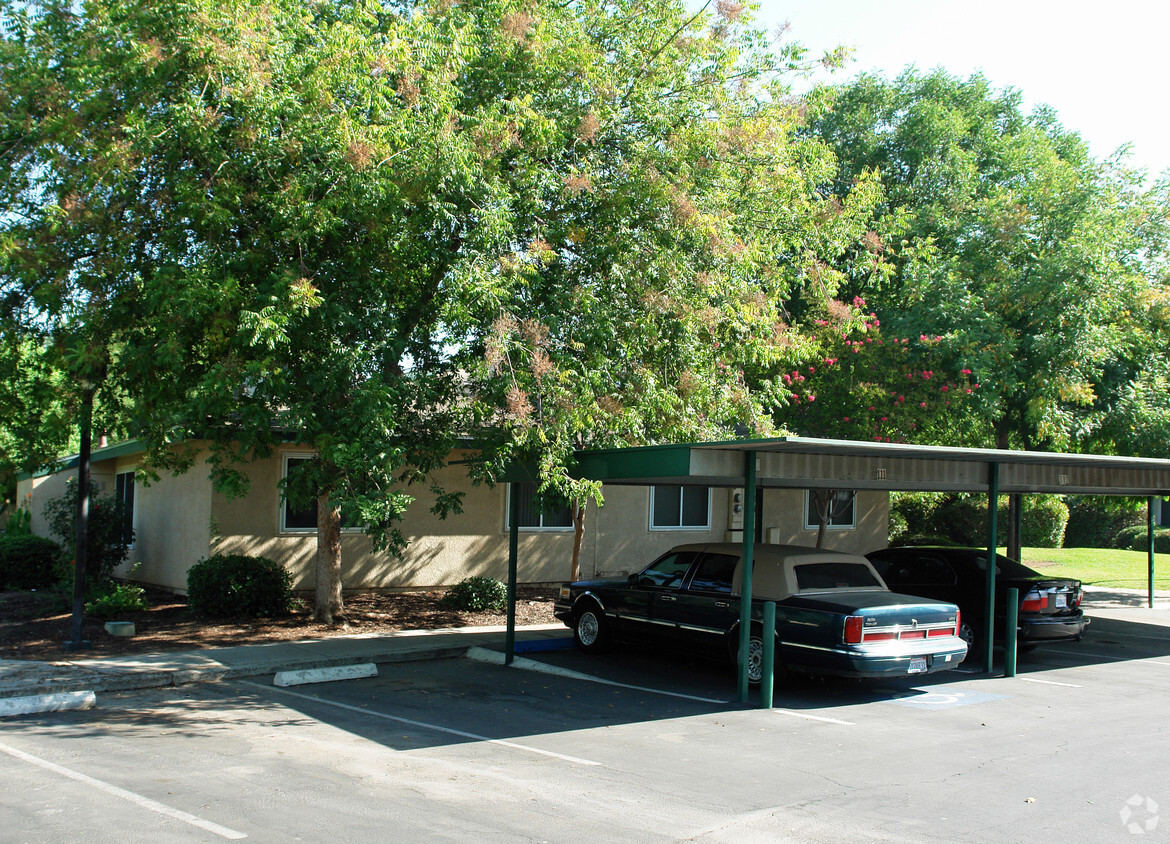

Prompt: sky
[751,0,1169,178]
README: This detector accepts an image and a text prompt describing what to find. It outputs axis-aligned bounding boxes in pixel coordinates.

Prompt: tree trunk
[314,494,344,624]
[570,502,586,582]
[1007,493,1022,562]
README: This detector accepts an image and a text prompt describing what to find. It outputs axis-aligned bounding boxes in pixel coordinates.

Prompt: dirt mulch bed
[0,586,560,662]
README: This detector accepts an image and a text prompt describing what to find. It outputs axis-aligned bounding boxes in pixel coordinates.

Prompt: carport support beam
[1004,587,1018,678]
[506,482,519,665]
[737,450,758,704]
[1150,497,1157,609]
[985,462,999,674]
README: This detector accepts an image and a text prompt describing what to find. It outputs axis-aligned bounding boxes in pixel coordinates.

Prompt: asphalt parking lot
[2,608,1169,843]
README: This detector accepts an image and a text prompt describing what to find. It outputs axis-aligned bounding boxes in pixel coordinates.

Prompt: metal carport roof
[503,436,1170,702]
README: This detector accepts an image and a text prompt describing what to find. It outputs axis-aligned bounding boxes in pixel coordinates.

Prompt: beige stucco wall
[20,443,891,593]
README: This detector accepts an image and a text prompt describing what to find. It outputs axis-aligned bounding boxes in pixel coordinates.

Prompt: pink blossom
[808,395,816,402]
[880,416,888,422]
[808,365,816,374]
[920,402,927,408]
[853,296,866,308]
[843,416,850,422]
[941,385,949,393]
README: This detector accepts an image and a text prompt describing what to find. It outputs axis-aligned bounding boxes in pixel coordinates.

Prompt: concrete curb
[0,691,96,718]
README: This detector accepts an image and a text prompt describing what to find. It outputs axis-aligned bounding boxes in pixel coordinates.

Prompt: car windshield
[794,562,882,591]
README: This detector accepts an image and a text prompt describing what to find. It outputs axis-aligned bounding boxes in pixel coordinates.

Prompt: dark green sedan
[554,543,967,684]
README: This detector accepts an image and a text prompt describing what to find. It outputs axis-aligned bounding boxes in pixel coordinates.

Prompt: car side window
[637,552,699,588]
[895,554,956,587]
[687,554,737,594]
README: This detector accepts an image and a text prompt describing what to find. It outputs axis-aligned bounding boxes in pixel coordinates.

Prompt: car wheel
[741,630,785,687]
[573,604,608,653]
[959,621,981,658]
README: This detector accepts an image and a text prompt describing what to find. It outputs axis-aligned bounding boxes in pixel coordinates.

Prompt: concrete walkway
[0,624,571,705]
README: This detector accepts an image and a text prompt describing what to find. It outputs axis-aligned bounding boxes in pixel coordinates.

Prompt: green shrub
[43,479,133,581]
[440,576,507,612]
[3,508,31,537]
[1063,497,1145,548]
[0,535,63,590]
[86,582,148,618]
[1115,525,1170,555]
[1020,495,1069,548]
[186,553,293,618]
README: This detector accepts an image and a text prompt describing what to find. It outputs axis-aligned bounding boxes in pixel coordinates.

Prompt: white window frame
[505,483,574,532]
[803,489,856,531]
[279,452,364,534]
[649,485,712,531]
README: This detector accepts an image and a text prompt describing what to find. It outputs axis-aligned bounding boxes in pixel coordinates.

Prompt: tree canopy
[806,69,1170,456]
[1,0,879,612]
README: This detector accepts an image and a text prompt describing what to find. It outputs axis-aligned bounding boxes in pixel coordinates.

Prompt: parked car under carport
[865,546,1090,656]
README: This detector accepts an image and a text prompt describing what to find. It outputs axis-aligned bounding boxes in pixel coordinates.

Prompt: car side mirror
[628,573,639,586]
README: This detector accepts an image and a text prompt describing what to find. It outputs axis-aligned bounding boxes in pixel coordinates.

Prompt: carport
[502,436,1170,701]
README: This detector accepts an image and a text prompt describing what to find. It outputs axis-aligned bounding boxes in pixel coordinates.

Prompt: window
[803,489,856,531]
[650,485,711,530]
[634,551,700,588]
[506,482,573,530]
[280,455,362,533]
[114,471,136,547]
[688,553,737,594]
[794,562,880,591]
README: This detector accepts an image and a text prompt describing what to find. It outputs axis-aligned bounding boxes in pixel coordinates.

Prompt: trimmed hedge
[1020,495,1069,548]
[1063,497,1146,549]
[1115,526,1170,555]
[0,535,63,590]
[890,492,1069,549]
[186,553,293,618]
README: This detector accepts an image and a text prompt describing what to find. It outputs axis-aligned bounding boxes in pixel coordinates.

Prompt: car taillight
[1021,590,1048,612]
[1072,587,1083,608]
[844,615,864,644]
[864,631,896,641]
[955,609,961,636]
[927,628,952,637]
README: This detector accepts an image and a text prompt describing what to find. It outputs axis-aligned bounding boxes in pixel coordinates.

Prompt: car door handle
[660,595,677,602]
[714,601,730,608]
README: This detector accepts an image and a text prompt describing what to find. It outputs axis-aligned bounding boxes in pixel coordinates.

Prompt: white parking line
[770,709,855,725]
[0,740,247,840]
[467,647,731,704]
[242,680,601,767]
[1016,677,1082,688]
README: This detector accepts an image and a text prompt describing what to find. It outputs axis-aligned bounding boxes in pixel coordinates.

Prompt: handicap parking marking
[884,688,1008,710]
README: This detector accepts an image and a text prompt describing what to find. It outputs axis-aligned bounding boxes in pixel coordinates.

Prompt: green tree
[808,69,1170,455]
[2,0,878,610]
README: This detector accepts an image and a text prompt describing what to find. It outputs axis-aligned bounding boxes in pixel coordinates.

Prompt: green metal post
[985,462,999,674]
[737,450,758,703]
[1150,497,1157,610]
[761,601,776,709]
[506,483,519,665]
[1005,587,1018,677]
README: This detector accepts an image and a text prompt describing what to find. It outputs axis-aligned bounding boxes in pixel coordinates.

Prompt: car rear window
[794,562,882,591]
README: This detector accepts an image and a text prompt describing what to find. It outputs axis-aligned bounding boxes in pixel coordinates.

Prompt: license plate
[1056,594,1067,608]
[908,657,928,674]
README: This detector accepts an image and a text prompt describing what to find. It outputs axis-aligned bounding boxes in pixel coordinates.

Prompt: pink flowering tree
[773,298,983,445]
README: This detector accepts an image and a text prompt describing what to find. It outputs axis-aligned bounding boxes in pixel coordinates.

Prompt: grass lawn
[1017,547,1170,590]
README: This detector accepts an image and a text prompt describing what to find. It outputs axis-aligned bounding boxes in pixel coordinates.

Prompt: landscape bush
[1063,497,1146,548]
[85,582,148,618]
[43,480,134,581]
[186,553,293,618]
[0,535,63,590]
[440,576,507,613]
[1114,526,1170,555]
[1020,495,1069,548]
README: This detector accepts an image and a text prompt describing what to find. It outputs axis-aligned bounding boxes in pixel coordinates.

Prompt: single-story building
[16,439,888,594]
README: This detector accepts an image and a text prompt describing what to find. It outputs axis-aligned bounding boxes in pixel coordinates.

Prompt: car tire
[573,603,609,653]
[740,629,785,687]
[959,621,981,659]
